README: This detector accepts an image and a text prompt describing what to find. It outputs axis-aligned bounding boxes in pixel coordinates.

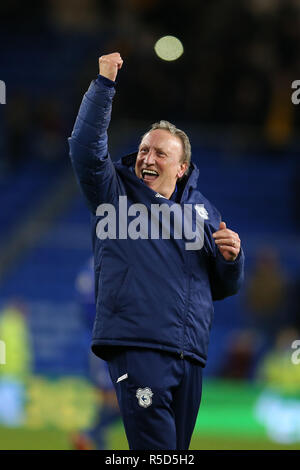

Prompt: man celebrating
[69,53,244,450]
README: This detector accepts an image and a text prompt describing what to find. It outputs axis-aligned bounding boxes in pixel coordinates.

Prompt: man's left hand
[213,221,241,261]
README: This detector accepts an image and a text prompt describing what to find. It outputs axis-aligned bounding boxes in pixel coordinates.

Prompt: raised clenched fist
[99,52,123,82]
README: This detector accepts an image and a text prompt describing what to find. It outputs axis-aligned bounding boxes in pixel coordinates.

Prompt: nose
[144,149,155,165]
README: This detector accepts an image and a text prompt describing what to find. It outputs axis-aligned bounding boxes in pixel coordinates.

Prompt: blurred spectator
[244,246,288,338]
[256,326,300,393]
[254,326,300,444]
[264,73,294,150]
[220,329,262,380]
[0,301,32,381]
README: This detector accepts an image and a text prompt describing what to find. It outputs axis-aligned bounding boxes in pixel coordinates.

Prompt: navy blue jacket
[69,75,244,366]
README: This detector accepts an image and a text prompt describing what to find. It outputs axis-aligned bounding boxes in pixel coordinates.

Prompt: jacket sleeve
[209,248,245,301]
[203,208,245,301]
[68,74,118,213]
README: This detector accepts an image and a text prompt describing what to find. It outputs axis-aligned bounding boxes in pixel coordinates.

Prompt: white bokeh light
[154,36,184,62]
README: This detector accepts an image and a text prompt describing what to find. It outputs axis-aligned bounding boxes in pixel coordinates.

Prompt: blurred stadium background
[0,0,300,450]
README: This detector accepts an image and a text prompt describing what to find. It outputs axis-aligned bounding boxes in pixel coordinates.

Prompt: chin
[144,180,156,189]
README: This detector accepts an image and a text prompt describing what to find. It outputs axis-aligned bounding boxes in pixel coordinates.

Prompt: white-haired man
[69,53,244,450]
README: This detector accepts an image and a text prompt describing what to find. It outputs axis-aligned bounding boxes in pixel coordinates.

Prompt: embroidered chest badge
[136,387,153,408]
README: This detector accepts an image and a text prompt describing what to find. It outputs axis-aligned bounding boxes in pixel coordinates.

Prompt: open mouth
[141,169,159,182]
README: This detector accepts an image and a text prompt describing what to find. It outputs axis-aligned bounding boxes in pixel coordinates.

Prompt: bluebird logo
[136,387,153,408]
[0,81,6,104]
[0,340,6,365]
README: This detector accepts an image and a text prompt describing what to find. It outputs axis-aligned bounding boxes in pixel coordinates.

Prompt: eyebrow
[139,145,167,154]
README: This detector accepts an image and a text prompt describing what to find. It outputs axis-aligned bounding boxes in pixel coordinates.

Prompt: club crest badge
[195,204,209,220]
[136,387,153,408]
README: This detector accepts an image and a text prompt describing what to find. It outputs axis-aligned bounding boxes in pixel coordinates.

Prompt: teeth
[142,169,159,176]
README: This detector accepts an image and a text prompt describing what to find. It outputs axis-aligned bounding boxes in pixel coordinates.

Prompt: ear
[177,162,188,179]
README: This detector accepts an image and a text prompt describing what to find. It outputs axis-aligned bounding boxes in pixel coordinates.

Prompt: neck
[162,184,176,200]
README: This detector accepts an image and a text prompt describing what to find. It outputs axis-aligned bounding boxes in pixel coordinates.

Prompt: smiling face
[135,129,188,199]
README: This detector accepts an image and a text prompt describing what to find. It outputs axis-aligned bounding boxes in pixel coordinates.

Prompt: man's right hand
[99,52,123,82]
